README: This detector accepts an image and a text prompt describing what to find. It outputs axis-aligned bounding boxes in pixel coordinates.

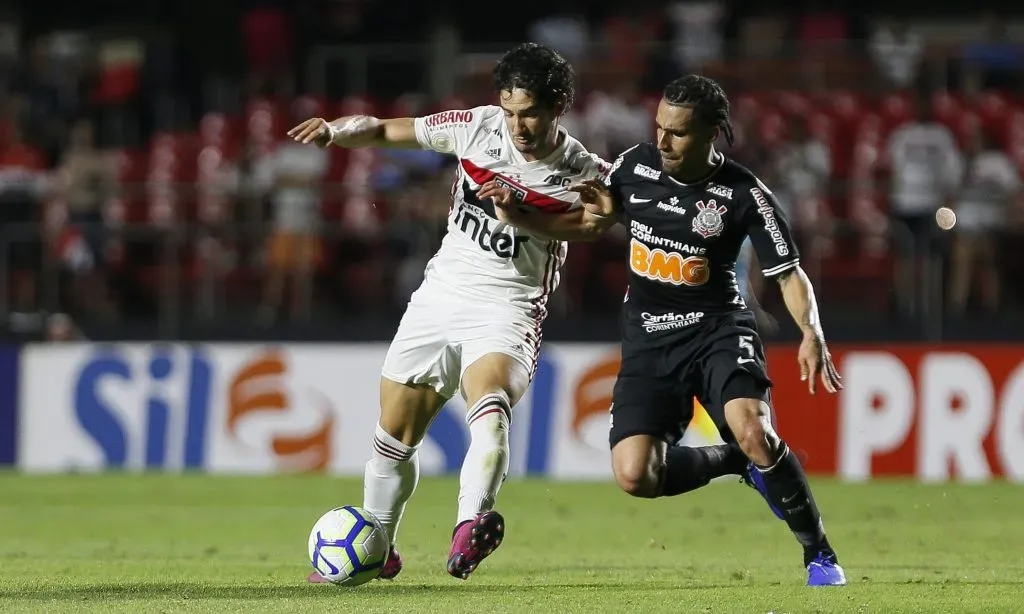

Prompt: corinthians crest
[692,199,728,238]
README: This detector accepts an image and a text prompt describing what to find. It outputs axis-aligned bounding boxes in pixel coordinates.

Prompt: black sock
[757,442,837,566]
[662,443,748,496]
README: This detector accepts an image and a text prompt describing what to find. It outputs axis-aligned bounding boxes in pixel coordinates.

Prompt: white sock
[363,424,419,547]
[457,392,512,524]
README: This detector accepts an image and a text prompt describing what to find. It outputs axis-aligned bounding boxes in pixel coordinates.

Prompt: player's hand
[797,333,843,395]
[568,179,616,218]
[287,118,332,148]
[478,180,522,223]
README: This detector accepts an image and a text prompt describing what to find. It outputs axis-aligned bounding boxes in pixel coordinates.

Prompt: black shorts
[609,310,772,448]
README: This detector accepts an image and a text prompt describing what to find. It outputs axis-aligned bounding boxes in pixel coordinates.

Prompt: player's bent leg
[445,352,531,580]
[722,381,846,587]
[611,434,744,498]
[609,372,746,499]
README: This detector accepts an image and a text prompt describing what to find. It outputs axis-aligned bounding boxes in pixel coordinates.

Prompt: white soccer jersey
[413,106,609,314]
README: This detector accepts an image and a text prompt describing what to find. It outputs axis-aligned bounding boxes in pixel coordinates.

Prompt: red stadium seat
[293,94,328,120]
[774,90,811,116]
[435,95,470,113]
[931,91,962,131]
[246,98,285,154]
[388,92,430,119]
[640,93,661,116]
[822,90,864,124]
[732,92,763,125]
[195,146,233,224]
[950,110,981,148]
[758,109,786,143]
[69,87,1024,320]
[1006,109,1024,171]
[199,113,229,147]
[199,112,244,158]
[879,91,914,130]
[338,95,377,118]
[965,91,1011,147]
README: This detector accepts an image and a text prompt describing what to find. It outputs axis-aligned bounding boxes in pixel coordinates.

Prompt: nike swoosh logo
[629,194,652,203]
[781,494,798,503]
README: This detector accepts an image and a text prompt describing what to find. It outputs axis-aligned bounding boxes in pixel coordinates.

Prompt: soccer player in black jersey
[490,75,847,586]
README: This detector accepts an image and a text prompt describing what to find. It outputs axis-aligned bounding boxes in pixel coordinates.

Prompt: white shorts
[381,288,543,399]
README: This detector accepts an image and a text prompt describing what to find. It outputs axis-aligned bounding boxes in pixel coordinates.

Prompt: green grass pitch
[1,474,1021,613]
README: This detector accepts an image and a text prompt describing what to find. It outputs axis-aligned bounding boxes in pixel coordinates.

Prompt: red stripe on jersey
[460,159,573,213]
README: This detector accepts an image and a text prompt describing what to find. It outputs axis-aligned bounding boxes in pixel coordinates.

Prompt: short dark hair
[663,75,734,146]
[492,43,575,112]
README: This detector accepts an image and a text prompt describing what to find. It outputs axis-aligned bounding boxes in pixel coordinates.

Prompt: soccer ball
[308,506,391,586]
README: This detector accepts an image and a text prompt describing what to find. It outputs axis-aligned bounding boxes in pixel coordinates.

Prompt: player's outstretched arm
[776,266,843,395]
[287,116,420,149]
[480,178,618,241]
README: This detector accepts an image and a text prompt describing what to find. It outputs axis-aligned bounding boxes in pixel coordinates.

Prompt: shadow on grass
[0,580,728,601]
[3,575,1021,601]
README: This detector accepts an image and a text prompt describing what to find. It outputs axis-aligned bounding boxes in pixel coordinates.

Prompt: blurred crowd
[2,2,1024,337]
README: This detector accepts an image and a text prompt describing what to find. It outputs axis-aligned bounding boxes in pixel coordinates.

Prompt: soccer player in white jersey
[288,43,609,582]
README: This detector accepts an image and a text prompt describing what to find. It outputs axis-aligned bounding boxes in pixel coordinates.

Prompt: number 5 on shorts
[738,335,756,365]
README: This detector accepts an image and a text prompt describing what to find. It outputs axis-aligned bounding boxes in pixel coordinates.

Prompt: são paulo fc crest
[692,199,728,238]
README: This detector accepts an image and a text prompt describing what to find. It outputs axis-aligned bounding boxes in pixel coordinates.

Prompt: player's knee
[733,422,772,466]
[612,452,663,498]
[461,353,531,408]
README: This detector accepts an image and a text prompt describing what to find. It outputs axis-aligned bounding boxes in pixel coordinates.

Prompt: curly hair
[663,75,734,146]
[492,43,575,112]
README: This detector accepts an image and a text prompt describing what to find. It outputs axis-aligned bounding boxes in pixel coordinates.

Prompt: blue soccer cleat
[741,462,784,520]
[806,553,847,587]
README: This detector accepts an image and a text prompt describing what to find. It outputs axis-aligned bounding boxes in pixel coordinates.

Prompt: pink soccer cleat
[378,547,404,580]
[307,571,331,584]
[446,511,505,580]
[306,547,403,583]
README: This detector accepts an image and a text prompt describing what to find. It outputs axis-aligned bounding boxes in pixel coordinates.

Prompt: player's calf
[457,391,512,521]
[456,353,529,525]
[722,397,779,467]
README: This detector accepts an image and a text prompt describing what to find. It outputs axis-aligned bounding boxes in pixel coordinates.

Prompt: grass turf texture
[1,474,1021,613]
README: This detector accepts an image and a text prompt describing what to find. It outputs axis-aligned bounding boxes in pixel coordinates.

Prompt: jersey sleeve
[413,106,496,158]
[580,152,613,182]
[602,144,638,190]
[602,144,641,213]
[744,178,801,277]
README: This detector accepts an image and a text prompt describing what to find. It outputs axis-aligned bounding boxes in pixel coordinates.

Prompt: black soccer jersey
[605,143,800,325]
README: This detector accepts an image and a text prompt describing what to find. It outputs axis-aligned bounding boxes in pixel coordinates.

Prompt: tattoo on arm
[776,268,818,333]
[775,269,796,285]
